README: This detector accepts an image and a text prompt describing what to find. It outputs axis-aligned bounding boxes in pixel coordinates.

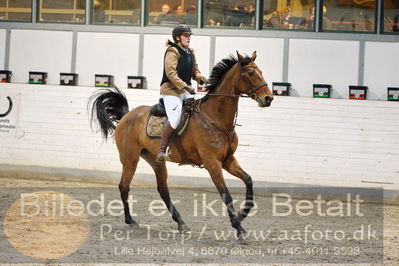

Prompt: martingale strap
[195,104,237,160]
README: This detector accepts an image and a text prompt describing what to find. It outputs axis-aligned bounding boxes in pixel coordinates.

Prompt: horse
[89,51,273,238]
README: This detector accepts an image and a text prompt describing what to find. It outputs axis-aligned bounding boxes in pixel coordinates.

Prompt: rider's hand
[199,77,208,85]
[184,86,196,95]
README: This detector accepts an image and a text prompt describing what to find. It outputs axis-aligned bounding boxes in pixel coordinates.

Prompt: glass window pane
[93,0,141,25]
[148,0,197,26]
[39,0,86,23]
[263,0,314,30]
[0,0,31,21]
[204,0,255,28]
[322,0,376,32]
[383,0,399,33]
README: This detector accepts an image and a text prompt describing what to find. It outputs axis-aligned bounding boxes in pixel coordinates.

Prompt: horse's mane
[206,54,252,94]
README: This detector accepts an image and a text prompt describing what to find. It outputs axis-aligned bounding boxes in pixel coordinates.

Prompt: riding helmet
[172,24,192,42]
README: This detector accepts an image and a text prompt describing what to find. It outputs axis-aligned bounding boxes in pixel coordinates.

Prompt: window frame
[36,0,86,24]
[90,0,141,26]
[260,0,317,32]
[0,0,32,22]
[201,0,257,30]
[381,0,399,35]
[319,0,378,34]
[0,0,397,36]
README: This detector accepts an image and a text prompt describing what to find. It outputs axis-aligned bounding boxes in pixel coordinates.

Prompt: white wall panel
[142,34,169,90]
[76,32,139,87]
[288,39,359,98]
[9,30,73,84]
[1,83,398,190]
[215,37,284,85]
[0,29,6,69]
[190,35,211,80]
[364,42,399,100]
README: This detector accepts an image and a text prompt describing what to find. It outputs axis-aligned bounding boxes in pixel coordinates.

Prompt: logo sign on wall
[0,94,19,134]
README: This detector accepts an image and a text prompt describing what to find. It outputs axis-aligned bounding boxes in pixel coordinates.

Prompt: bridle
[193,62,268,160]
[238,65,269,99]
[202,63,268,99]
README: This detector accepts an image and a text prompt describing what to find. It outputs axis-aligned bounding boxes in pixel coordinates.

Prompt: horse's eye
[249,71,255,76]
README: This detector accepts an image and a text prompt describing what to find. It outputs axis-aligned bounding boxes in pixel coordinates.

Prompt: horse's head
[236,51,273,107]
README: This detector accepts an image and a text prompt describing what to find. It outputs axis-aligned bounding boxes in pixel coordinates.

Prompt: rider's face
[179,33,191,47]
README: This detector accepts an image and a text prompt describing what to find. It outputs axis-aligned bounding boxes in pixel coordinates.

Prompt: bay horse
[89,51,273,238]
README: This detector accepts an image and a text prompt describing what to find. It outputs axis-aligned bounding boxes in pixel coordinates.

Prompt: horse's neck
[201,66,240,131]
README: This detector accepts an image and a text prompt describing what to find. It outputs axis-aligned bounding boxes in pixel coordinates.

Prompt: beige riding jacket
[160,42,205,97]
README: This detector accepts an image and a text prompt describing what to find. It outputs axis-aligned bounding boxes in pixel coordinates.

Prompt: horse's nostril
[265,96,273,105]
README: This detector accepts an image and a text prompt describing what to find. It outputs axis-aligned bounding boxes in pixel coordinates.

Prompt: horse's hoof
[237,229,247,240]
[178,223,191,234]
[125,216,136,225]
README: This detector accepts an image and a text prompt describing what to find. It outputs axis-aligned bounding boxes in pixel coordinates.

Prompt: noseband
[243,81,268,98]
[238,65,268,98]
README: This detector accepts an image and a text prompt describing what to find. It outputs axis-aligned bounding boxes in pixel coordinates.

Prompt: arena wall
[0,29,6,69]
[2,29,399,100]
[9,30,74,85]
[75,32,140,88]
[288,39,359,98]
[0,83,398,190]
[364,41,399,100]
[214,36,285,85]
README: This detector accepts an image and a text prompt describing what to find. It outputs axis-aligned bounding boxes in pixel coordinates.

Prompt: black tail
[88,85,129,140]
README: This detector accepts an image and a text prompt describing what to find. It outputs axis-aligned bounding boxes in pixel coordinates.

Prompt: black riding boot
[156,122,175,162]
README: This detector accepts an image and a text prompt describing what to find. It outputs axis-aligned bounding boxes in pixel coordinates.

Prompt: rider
[156,24,208,162]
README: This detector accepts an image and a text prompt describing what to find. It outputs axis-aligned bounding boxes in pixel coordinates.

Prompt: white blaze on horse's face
[236,51,274,108]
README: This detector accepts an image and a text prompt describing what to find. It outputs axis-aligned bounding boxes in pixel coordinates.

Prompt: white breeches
[163,93,191,129]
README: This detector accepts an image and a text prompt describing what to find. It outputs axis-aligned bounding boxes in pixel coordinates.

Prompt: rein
[203,82,268,98]
[192,62,268,159]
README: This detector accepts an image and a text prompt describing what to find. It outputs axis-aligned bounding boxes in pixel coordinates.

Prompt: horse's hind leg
[140,149,190,233]
[223,156,254,222]
[203,159,246,238]
[119,155,139,225]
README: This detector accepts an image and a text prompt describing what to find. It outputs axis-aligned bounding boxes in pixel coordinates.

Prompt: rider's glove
[199,77,208,85]
[184,85,196,95]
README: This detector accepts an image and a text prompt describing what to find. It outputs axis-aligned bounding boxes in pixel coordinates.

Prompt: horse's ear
[251,51,257,61]
[236,50,245,61]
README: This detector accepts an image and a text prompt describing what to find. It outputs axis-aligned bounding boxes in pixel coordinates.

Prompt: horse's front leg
[140,150,190,234]
[203,159,246,238]
[223,156,254,222]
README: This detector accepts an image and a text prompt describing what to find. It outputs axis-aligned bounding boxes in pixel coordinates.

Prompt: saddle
[146,98,195,138]
[147,97,202,167]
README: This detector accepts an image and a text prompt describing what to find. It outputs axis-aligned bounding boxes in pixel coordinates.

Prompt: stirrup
[156,150,170,162]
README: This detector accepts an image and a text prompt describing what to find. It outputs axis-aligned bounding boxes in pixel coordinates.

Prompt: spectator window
[39,0,86,23]
[204,0,256,28]
[322,0,376,32]
[147,0,197,26]
[383,0,399,33]
[263,0,315,30]
[93,0,141,25]
[0,0,31,21]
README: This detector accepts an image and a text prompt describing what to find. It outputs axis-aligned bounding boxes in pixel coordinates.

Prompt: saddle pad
[146,115,167,138]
